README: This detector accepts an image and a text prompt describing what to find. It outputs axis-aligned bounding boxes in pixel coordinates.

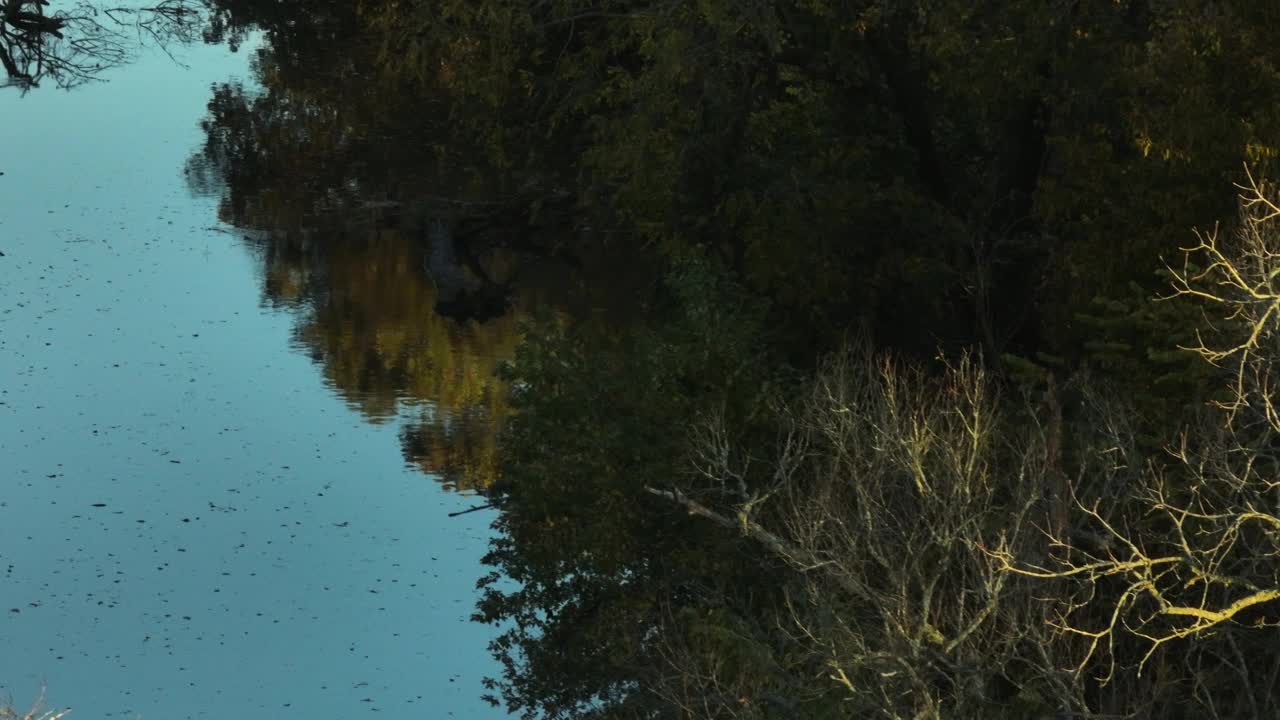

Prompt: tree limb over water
[1,0,201,90]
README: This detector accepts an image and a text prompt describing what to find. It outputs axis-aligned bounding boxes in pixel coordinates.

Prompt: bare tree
[1,0,202,90]
[647,170,1280,716]
[648,348,1083,718]
[0,684,69,720]
[983,166,1280,718]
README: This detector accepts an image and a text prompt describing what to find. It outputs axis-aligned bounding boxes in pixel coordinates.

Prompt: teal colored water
[0,31,502,720]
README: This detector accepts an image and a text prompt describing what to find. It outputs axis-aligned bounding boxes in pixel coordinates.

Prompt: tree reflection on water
[241,218,532,494]
[182,7,579,494]
[1,0,201,90]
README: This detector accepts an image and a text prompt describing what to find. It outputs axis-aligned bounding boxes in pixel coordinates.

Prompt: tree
[180,3,1280,715]
[647,347,1083,718]
[0,685,69,720]
[477,258,799,719]
[985,170,1280,718]
[1,0,201,90]
[362,0,1280,367]
[649,172,1280,718]
[231,214,528,493]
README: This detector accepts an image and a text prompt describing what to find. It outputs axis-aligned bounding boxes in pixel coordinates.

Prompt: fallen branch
[448,503,494,517]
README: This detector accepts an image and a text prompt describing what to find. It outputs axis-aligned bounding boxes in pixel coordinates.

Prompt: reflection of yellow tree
[186,18,559,493]
[257,221,528,492]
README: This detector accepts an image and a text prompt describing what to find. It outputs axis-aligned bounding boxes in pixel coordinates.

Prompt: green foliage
[1071,278,1219,428]
[336,0,1280,365]
[477,258,803,718]
[190,1,1280,716]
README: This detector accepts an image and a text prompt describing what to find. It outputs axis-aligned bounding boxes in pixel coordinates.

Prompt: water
[0,30,504,720]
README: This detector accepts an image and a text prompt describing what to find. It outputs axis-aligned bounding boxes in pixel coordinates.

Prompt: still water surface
[1,31,506,719]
